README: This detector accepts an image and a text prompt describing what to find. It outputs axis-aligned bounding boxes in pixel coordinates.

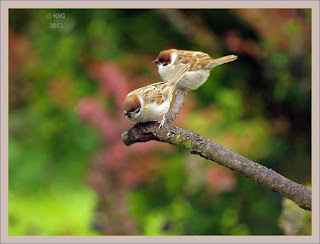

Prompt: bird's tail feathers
[206,54,238,69]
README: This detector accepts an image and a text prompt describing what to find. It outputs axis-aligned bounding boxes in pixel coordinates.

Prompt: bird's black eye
[163,62,168,66]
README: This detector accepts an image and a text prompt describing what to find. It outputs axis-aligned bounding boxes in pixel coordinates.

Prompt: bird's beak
[153,59,159,64]
[123,110,128,116]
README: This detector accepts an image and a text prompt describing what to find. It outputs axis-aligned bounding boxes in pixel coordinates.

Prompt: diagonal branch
[121,90,312,211]
[165,89,186,123]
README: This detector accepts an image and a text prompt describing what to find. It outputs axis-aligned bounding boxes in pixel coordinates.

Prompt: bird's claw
[158,115,166,128]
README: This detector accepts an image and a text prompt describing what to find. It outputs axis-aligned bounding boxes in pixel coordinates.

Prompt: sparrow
[153,49,238,90]
[123,63,190,127]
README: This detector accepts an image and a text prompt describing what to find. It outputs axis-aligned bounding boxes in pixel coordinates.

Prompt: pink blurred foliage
[76,60,172,234]
[77,98,121,141]
[224,29,265,61]
[206,166,236,197]
[229,9,311,58]
[9,30,38,108]
[9,30,33,74]
[87,60,131,106]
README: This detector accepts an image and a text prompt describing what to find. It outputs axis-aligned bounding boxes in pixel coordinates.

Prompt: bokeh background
[9,9,311,235]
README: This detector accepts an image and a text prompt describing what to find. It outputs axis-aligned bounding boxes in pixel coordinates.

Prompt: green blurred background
[9,9,311,235]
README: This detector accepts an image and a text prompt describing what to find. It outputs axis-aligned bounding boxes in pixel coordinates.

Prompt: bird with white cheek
[123,63,190,128]
[154,49,238,91]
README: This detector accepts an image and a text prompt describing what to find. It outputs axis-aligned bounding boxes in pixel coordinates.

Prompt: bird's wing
[156,63,190,104]
[143,63,190,105]
[142,82,164,105]
[176,50,212,71]
[166,63,190,86]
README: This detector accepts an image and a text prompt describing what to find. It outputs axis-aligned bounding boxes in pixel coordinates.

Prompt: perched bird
[123,63,190,127]
[154,49,238,90]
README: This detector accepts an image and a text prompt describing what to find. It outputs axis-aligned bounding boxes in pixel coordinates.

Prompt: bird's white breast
[176,69,211,90]
[158,64,211,91]
[138,100,171,122]
[158,65,175,82]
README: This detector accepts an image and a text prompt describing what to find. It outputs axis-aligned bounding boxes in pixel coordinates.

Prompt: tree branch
[121,90,312,211]
[165,89,186,123]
